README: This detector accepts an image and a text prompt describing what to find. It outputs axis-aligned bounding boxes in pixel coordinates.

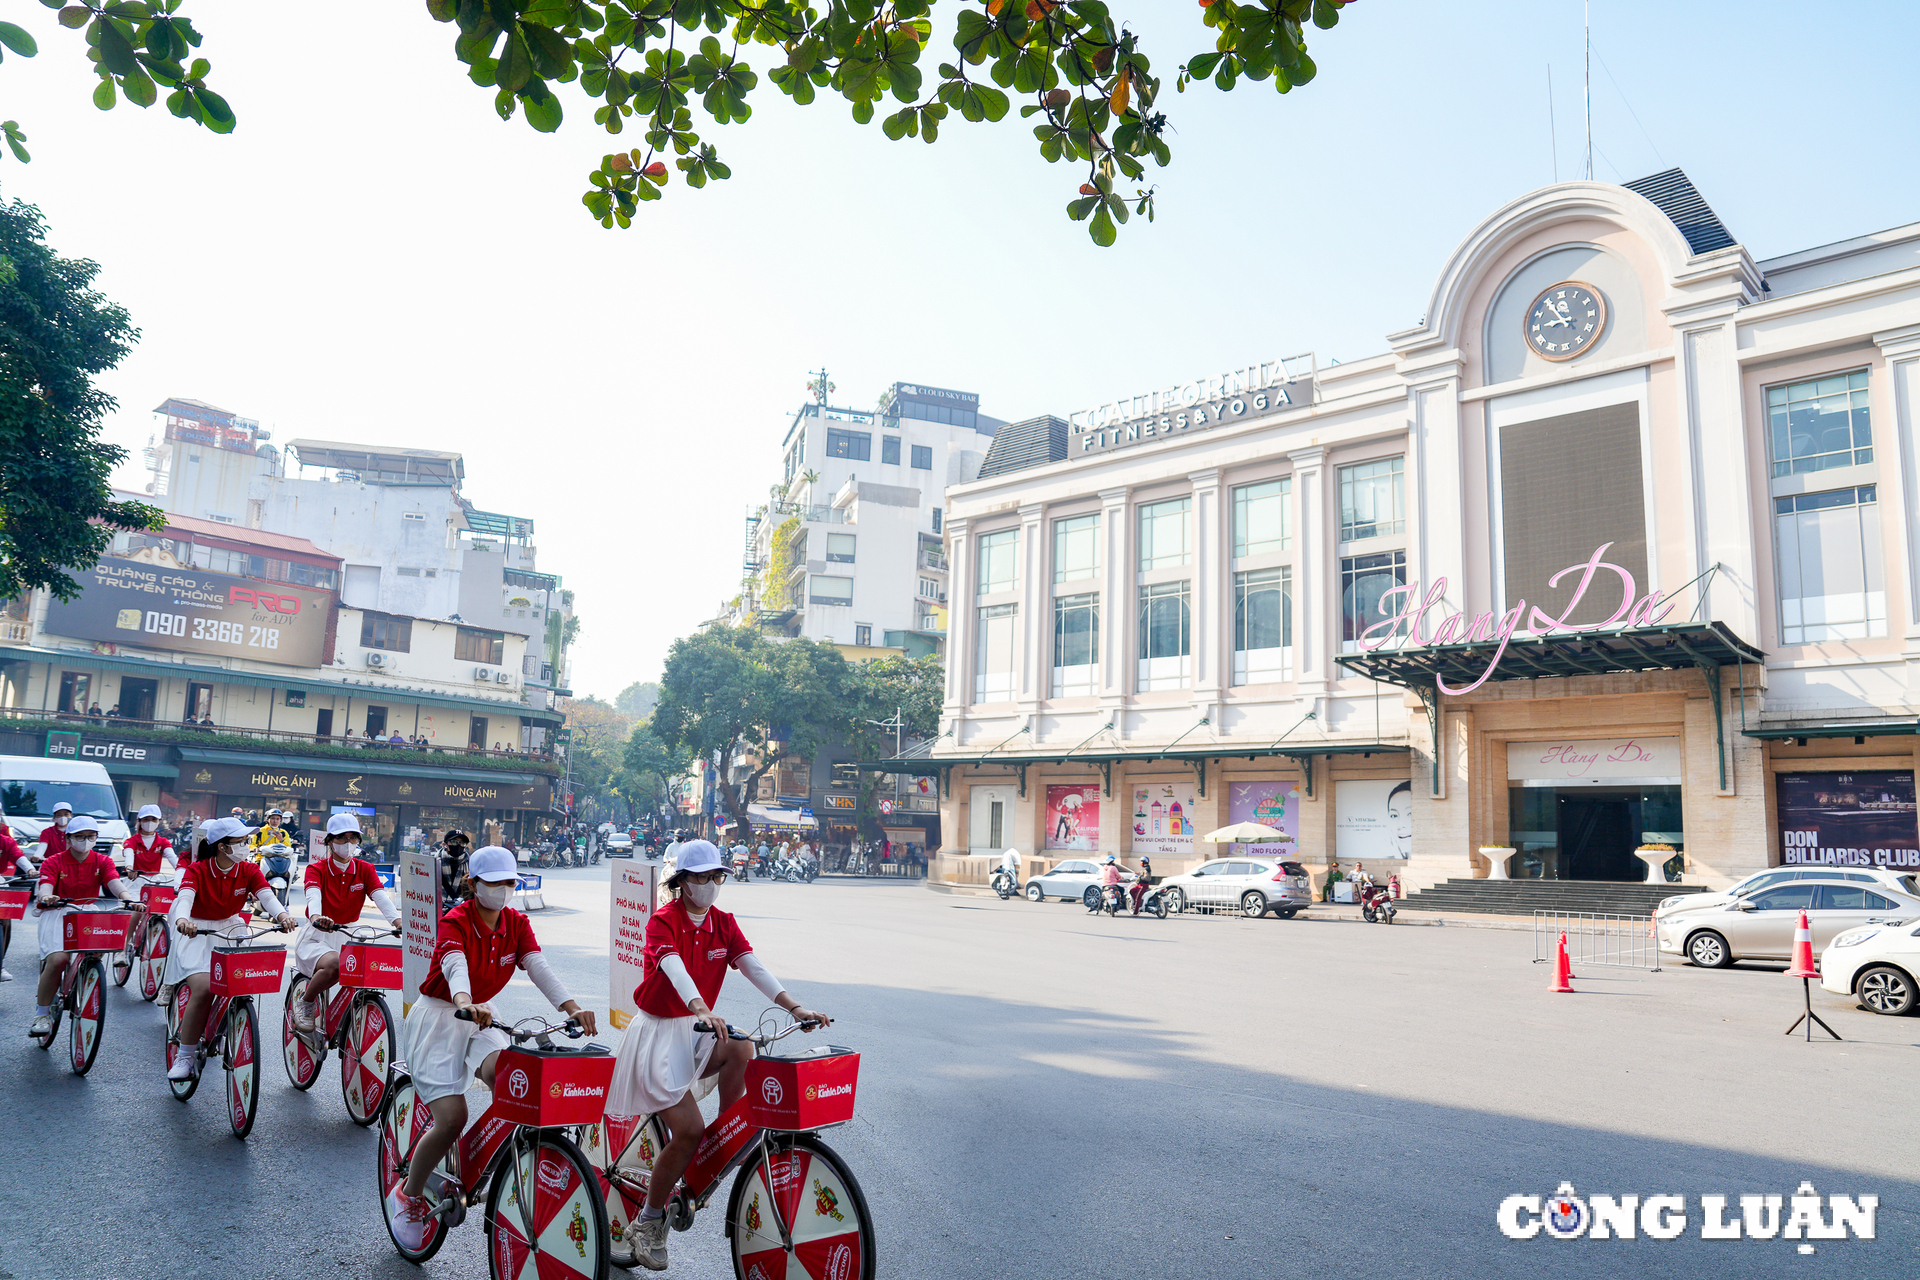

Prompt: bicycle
[131,880,178,1002]
[376,1012,616,1274]
[114,875,177,994]
[282,923,403,1127]
[583,1011,874,1280]
[27,897,143,1077]
[164,922,291,1139]
[0,873,33,980]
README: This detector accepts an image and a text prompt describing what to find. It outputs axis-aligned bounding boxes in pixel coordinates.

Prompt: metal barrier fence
[1532,911,1661,972]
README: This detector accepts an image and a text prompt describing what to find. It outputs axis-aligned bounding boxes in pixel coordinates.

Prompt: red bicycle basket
[140,884,176,913]
[747,1047,859,1131]
[492,1048,616,1128]
[337,942,403,990]
[209,946,287,997]
[0,889,27,921]
[61,912,133,952]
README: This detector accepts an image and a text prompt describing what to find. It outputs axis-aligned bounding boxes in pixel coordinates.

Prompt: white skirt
[34,905,73,960]
[403,994,512,1103]
[291,923,343,976]
[162,915,251,984]
[605,1010,718,1118]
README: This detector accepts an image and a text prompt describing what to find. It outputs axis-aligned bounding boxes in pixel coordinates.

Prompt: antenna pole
[1547,64,1558,183]
[1583,0,1592,180]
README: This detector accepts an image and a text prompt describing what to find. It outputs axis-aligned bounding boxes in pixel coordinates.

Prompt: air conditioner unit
[494,673,512,686]
[473,666,493,681]
[365,652,387,668]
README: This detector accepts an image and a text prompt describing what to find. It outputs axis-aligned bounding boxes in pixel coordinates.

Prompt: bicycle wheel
[377,1075,451,1263]
[112,930,134,987]
[341,992,395,1127]
[282,973,323,1090]
[225,998,261,1140]
[68,956,107,1076]
[485,1129,611,1280]
[166,982,199,1101]
[138,917,168,1002]
[587,1113,667,1261]
[728,1132,876,1280]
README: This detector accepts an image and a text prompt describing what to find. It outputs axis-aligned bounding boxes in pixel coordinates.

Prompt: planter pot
[1478,847,1516,880]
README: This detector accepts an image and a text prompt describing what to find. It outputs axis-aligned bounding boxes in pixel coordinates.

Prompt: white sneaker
[29,1013,53,1037]
[167,1046,199,1080]
[1,967,13,982]
[389,1189,436,1252]
[292,999,316,1032]
[631,1214,669,1271]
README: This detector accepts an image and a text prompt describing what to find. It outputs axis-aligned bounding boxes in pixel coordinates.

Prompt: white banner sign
[1335,779,1414,861]
[1506,737,1682,782]
[609,859,660,1031]
[399,850,442,1013]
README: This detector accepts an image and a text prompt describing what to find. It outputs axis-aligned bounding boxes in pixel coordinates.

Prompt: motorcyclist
[997,848,1021,893]
[248,809,291,857]
[1130,854,1152,914]
[440,829,472,905]
[1098,855,1131,911]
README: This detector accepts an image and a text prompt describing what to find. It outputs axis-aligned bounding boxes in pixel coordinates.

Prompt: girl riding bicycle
[291,813,401,1032]
[166,816,299,1081]
[389,846,597,1250]
[29,814,140,1038]
[604,839,831,1272]
[124,805,179,880]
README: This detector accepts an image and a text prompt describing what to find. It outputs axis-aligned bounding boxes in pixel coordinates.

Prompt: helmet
[1104,855,1116,864]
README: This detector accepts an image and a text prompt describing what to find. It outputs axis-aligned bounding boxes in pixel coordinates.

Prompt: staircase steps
[1396,878,1708,919]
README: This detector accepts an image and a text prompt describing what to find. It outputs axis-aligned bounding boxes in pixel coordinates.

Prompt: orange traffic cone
[1785,909,1818,979]
[1550,931,1574,993]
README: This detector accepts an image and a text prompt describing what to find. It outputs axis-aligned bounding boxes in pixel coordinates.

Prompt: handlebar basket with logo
[140,884,177,913]
[747,1047,859,1131]
[337,942,403,990]
[492,1047,615,1128]
[0,888,27,921]
[209,946,288,997]
[61,911,133,952]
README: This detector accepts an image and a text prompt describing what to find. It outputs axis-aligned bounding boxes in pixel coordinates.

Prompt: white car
[1657,865,1916,914]
[1024,859,1109,904]
[1821,918,1920,1015]
[603,832,635,855]
[1159,857,1313,918]
[1657,877,1920,968]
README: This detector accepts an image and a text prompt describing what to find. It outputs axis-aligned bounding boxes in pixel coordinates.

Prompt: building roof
[159,512,341,564]
[977,415,1069,479]
[285,439,466,485]
[153,397,236,417]
[1624,168,1738,255]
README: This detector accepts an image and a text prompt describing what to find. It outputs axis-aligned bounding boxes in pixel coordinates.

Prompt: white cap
[50,801,73,816]
[325,813,363,838]
[674,840,725,876]
[67,814,101,837]
[136,804,163,820]
[469,845,518,883]
[204,816,255,844]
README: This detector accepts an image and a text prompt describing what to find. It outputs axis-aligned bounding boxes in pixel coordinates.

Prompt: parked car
[1657,865,1917,914]
[1656,878,1920,968]
[603,831,635,856]
[1025,859,1107,903]
[1159,857,1313,918]
[1820,918,1920,1015]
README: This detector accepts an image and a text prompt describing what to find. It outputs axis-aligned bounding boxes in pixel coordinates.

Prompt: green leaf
[97,21,139,76]
[92,77,117,110]
[498,30,533,91]
[524,85,563,132]
[1312,0,1339,29]
[3,121,27,163]
[0,21,38,57]
[1089,203,1117,247]
[58,7,90,30]
[522,22,573,80]
[196,87,234,132]
[1186,52,1221,80]
[123,67,157,107]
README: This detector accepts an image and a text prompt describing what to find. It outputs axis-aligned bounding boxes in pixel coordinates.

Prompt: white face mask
[67,832,93,850]
[683,881,721,910]
[475,883,514,910]
[53,815,69,828]
[139,820,158,832]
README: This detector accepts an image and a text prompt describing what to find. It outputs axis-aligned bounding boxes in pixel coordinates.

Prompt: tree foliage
[8,0,1357,243]
[561,695,637,814]
[613,679,661,719]
[622,717,688,808]
[0,191,160,602]
[841,652,944,838]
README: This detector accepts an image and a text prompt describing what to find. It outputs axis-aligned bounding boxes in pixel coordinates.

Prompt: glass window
[919,577,942,598]
[825,533,856,563]
[1138,498,1191,571]
[810,575,853,606]
[854,624,871,647]
[978,530,1018,595]
[932,508,942,534]
[361,612,414,653]
[1052,592,1099,698]
[1233,567,1292,684]
[911,444,933,470]
[1768,369,1870,478]
[1233,478,1291,558]
[453,626,503,664]
[974,603,1018,702]
[881,435,901,465]
[1137,581,1191,691]
[1338,457,1405,541]
[1749,884,1817,911]
[1054,514,1100,584]
[826,428,871,461]
[1340,551,1406,651]
[1775,485,1885,645]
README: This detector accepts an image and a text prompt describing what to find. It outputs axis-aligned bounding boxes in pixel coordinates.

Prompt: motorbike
[255,843,294,916]
[732,850,752,882]
[772,853,814,884]
[1358,881,1398,924]
[990,867,1020,900]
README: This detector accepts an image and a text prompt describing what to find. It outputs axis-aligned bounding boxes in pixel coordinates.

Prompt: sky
[6,0,1916,699]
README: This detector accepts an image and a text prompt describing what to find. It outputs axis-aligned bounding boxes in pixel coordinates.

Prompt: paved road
[1,868,1914,1278]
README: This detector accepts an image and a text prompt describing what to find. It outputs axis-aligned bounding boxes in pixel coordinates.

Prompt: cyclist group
[14,807,833,1275]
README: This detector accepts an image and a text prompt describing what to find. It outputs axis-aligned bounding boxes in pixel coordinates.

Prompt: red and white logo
[537,1156,572,1194]
[827,1242,854,1280]
[760,1077,784,1107]
[505,1067,531,1100]
[344,951,359,972]
[212,960,225,983]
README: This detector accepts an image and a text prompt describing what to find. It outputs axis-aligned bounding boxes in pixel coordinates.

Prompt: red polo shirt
[421,900,539,1005]
[181,856,269,920]
[37,849,120,901]
[634,898,753,1019]
[126,832,174,876]
[304,855,385,921]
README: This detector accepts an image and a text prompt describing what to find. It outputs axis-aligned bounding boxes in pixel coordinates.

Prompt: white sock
[639,1207,664,1221]
[35,1004,50,1016]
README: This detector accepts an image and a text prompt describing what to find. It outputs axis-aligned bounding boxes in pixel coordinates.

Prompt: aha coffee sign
[43,555,334,668]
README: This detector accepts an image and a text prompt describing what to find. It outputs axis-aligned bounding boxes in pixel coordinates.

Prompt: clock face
[1523,281,1607,362]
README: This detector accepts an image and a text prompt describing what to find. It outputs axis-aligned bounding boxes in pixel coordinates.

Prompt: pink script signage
[1359,542,1676,695]
[1506,737,1682,782]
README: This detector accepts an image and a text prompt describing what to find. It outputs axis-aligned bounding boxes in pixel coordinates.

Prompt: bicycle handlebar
[34,897,143,911]
[334,923,402,942]
[693,1015,822,1047]
[452,1008,585,1044]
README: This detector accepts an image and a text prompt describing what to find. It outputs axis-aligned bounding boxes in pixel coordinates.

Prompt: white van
[0,755,130,865]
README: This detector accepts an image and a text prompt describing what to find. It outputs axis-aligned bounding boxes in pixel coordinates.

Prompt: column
[1098,486,1130,734]
[1876,324,1920,658]
[1015,503,1046,715]
[1673,305,1759,640]
[1189,468,1224,723]
[1405,360,1467,615]
[1289,447,1329,716]
[943,516,972,739]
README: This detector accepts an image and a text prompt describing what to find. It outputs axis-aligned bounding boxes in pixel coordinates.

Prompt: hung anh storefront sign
[1507,737,1682,784]
[177,760,549,809]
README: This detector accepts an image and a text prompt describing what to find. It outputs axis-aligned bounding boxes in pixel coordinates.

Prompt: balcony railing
[1,621,28,642]
[918,549,947,571]
[771,501,848,526]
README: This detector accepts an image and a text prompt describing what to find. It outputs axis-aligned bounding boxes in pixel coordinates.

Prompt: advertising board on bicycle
[139,884,176,913]
[0,889,27,920]
[684,1094,760,1194]
[747,1049,861,1131]
[489,1048,617,1128]
[608,859,660,1030]
[61,913,132,952]
[398,849,441,1012]
[338,942,404,990]
[209,946,287,996]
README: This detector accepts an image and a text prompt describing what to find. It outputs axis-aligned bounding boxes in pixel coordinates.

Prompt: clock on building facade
[1523,281,1607,362]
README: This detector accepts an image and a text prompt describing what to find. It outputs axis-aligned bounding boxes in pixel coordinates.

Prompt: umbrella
[1202,822,1286,844]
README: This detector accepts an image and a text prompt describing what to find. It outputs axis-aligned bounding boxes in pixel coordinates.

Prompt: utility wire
[1592,45,1665,168]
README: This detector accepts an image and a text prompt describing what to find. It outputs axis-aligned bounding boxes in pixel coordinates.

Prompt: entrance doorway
[1508,783,1685,881]
[118,678,158,722]
[1557,794,1638,881]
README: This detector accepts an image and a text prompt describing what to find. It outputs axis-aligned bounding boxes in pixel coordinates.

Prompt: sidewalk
[926,879,1537,930]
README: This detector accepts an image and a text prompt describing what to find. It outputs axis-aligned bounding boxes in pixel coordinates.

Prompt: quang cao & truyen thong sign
[42,555,335,668]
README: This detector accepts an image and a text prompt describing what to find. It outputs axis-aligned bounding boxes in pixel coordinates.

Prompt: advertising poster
[1227,779,1301,858]
[41,555,335,668]
[1044,783,1102,851]
[1335,779,1414,861]
[1776,771,1920,870]
[398,850,442,1013]
[1131,782,1198,858]
[609,860,660,1030]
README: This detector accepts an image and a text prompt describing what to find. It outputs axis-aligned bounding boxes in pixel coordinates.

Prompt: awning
[1744,720,1920,742]
[173,746,545,787]
[867,740,1408,800]
[747,803,818,830]
[100,761,181,779]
